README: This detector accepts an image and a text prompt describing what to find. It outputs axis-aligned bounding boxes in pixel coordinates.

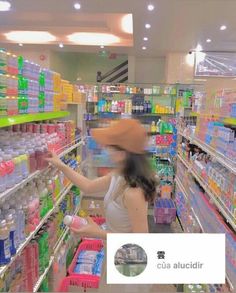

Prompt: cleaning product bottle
[0,219,11,265]
[63,215,88,230]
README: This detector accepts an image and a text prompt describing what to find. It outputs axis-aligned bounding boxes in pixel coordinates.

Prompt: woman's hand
[45,151,65,169]
[70,217,106,239]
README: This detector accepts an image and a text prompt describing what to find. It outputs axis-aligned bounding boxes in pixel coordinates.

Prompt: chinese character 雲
[157,251,165,259]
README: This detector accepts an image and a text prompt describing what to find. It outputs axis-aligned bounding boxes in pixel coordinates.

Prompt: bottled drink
[63,215,88,229]
[6,214,16,256]
[0,220,11,265]
[140,102,144,113]
[0,157,7,192]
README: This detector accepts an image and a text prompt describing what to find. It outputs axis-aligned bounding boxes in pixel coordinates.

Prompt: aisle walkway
[69,213,182,293]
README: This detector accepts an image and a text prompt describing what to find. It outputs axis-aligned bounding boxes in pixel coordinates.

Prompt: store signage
[107,234,225,284]
[195,52,236,77]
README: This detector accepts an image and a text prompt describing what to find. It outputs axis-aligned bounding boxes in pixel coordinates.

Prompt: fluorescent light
[121,14,133,34]
[142,46,147,50]
[147,4,154,11]
[143,37,148,41]
[19,43,23,47]
[145,23,151,29]
[59,43,64,48]
[68,32,120,46]
[195,44,203,52]
[0,1,11,11]
[206,39,211,43]
[74,2,81,10]
[220,25,227,31]
[5,31,56,44]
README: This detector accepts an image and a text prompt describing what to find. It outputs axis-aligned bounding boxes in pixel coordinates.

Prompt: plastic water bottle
[0,219,11,265]
[6,214,16,256]
[63,215,88,230]
[15,204,25,244]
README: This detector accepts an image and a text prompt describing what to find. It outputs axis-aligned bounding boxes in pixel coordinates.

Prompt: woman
[46,119,157,239]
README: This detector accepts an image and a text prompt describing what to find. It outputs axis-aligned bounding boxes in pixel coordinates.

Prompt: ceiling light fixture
[220,25,227,31]
[59,43,64,48]
[206,39,212,43]
[143,37,148,41]
[121,14,133,34]
[68,32,120,46]
[100,45,104,49]
[5,31,56,44]
[19,43,23,47]
[147,4,154,11]
[74,2,81,10]
[0,1,11,11]
[145,23,151,29]
[142,46,147,50]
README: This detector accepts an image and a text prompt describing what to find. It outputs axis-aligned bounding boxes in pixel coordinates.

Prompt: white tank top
[104,175,132,233]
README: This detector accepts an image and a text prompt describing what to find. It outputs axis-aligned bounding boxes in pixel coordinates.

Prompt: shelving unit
[33,201,82,292]
[0,111,70,128]
[177,154,236,231]
[178,131,236,175]
[0,140,83,202]
[0,182,73,278]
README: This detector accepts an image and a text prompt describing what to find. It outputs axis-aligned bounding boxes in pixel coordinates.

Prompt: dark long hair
[111,146,158,203]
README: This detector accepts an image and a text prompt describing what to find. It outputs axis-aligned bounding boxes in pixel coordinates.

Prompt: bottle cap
[63,215,73,226]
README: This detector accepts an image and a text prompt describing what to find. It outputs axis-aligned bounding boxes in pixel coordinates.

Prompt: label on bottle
[0,237,11,264]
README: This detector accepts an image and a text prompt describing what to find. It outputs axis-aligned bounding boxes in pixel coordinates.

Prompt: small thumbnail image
[114,243,147,277]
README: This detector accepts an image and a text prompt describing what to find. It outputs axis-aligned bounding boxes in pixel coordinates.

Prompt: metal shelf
[177,154,236,231]
[33,201,81,292]
[0,111,70,128]
[0,182,73,278]
[178,131,236,175]
[0,140,83,202]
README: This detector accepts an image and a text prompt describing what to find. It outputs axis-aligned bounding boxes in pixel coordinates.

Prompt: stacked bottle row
[96,98,174,115]
[0,120,78,194]
[0,48,63,116]
[0,186,81,292]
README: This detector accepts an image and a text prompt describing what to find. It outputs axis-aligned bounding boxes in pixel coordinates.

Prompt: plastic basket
[153,198,176,224]
[68,240,104,276]
[58,275,100,292]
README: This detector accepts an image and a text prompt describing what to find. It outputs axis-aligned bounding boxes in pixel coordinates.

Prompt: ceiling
[1,0,236,57]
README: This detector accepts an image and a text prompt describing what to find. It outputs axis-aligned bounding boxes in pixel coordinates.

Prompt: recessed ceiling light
[206,39,212,43]
[147,4,154,11]
[121,14,133,34]
[68,32,120,46]
[145,23,151,29]
[220,25,227,31]
[74,2,81,10]
[100,45,104,49]
[143,37,148,41]
[19,43,23,47]
[142,46,147,50]
[0,1,11,11]
[59,43,64,48]
[195,44,203,52]
[5,31,56,44]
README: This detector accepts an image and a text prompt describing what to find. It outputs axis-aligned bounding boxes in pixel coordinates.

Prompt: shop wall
[7,48,51,68]
[49,51,127,83]
[165,52,236,93]
[134,57,166,84]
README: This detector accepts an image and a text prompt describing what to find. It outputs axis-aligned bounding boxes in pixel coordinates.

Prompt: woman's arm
[124,187,149,233]
[46,152,111,194]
